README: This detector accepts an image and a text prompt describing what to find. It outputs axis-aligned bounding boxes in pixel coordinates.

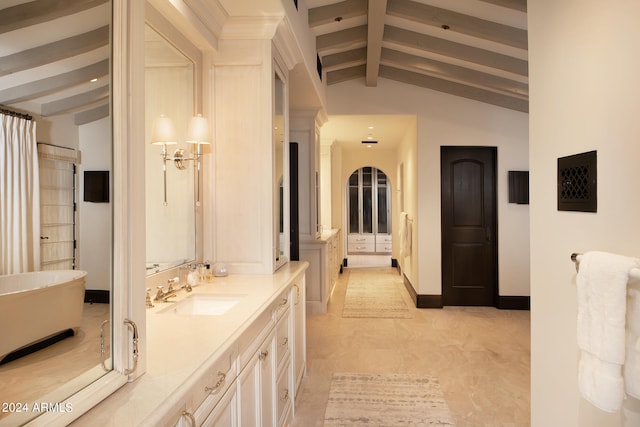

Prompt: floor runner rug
[324,373,456,426]
[342,268,412,318]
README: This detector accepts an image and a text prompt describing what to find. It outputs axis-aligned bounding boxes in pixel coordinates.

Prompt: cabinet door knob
[259,350,269,360]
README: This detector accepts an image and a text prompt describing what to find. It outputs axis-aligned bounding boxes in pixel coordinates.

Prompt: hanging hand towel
[625,286,640,399]
[577,251,640,412]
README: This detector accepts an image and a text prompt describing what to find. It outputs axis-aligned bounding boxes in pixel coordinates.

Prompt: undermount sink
[160,294,246,316]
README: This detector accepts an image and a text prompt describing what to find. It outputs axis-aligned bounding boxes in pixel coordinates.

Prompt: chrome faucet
[154,277,193,303]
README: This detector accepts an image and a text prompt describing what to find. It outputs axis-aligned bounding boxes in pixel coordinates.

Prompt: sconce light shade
[186,114,211,145]
[151,114,177,145]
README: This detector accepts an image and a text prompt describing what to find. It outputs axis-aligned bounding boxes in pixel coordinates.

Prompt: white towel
[577,251,640,412]
[625,286,640,399]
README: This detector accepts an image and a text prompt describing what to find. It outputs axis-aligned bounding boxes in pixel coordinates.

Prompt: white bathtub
[0,270,87,362]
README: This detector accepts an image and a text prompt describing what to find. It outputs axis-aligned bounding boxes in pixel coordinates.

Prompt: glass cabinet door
[347,167,391,236]
[348,172,359,234]
[362,167,373,234]
[377,171,388,234]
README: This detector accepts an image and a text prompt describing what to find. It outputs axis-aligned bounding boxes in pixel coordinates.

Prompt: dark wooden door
[441,146,497,306]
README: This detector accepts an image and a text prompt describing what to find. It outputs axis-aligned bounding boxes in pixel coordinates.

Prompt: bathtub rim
[0,270,88,296]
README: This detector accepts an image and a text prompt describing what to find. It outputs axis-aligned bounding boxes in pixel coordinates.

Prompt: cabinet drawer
[275,310,291,367]
[276,359,292,427]
[238,309,273,370]
[348,242,375,253]
[273,288,290,322]
[375,243,392,253]
[187,345,237,421]
[375,234,392,245]
[347,234,374,244]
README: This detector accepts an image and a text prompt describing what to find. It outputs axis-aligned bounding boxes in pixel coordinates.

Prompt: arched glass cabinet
[347,167,392,254]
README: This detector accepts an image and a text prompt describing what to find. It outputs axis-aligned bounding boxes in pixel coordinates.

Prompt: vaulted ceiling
[308,0,528,113]
[0,0,110,125]
[0,0,528,124]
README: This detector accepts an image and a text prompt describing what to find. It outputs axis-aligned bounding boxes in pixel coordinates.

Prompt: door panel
[441,146,497,306]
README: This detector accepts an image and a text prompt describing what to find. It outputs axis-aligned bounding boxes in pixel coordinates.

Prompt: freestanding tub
[0,270,87,362]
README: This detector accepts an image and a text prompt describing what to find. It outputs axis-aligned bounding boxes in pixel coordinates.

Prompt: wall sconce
[185,114,210,206]
[150,114,177,206]
[150,113,211,206]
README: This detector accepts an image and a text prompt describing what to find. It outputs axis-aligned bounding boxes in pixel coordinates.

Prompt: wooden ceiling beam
[308,0,368,28]
[0,26,109,77]
[366,0,387,87]
[379,64,528,112]
[326,64,366,85]
[41,85,109,116]
[478,0,527,13]
[323,47,367,71]
[74,102,109,126]
[316,25,368,54]
[387,0,527,50]
[381,48,528,97]
[0,0,108,35]
[0,60,109,104]
[384,26,528,76]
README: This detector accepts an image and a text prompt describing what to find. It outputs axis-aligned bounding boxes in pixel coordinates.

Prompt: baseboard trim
[497,296,530,310]
[401,273,528,309]
[402,273,444,309]
[416,294,444,308]
[84,290,110,304]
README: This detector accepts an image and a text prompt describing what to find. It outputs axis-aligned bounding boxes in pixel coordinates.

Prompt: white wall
[78,117,111,291]
[327,79,529,297]
[529,1,640,425]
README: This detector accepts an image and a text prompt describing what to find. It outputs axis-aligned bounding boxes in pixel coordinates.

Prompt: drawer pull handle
[280,389,290,401]
[356,246,366,250]
[280,298,288,307]
[182,411,196,426]
[281,337,288,347]
[259,350,269,360]
[356,238,366,241]
[205,371,226,394]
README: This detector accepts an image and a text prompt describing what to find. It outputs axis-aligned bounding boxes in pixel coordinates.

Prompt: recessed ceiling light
[90,78,98,83]
[368,126,374,130]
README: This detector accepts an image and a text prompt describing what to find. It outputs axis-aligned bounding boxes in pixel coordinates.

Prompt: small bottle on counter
[198,263,206,282]
[205,261,213,282]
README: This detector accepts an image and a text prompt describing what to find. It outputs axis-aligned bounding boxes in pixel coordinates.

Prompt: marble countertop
[72,261,308,426]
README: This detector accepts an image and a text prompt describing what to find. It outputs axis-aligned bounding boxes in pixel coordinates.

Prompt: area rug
[324,373,456,426]
[342,268,412,318]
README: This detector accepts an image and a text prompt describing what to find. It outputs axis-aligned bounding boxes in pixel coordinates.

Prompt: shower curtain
[0,113,40,275]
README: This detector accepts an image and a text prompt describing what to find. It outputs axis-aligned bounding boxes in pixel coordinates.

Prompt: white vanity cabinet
[237,287,293,426]
[172,274,303,427]
[291,280,306,399]
[300,229,341,314]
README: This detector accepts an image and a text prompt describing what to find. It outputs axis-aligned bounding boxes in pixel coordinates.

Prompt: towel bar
[571,252,640,281]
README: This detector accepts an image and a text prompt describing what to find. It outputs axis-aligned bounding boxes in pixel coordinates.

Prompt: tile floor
[290,266,531,426]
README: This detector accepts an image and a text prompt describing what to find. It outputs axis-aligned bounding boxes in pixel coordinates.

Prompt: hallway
[291,267,530,426]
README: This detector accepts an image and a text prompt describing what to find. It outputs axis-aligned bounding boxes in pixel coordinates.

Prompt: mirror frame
[26,0,135,423]
[273,59,290,271]
[144,4,204,276]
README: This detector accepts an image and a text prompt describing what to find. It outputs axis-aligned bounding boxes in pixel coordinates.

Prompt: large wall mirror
[274,69,289,270]
[0,1,114,424]
[144,22,197,275]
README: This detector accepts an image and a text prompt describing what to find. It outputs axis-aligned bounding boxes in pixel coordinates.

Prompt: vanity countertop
[71,261,308,426]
